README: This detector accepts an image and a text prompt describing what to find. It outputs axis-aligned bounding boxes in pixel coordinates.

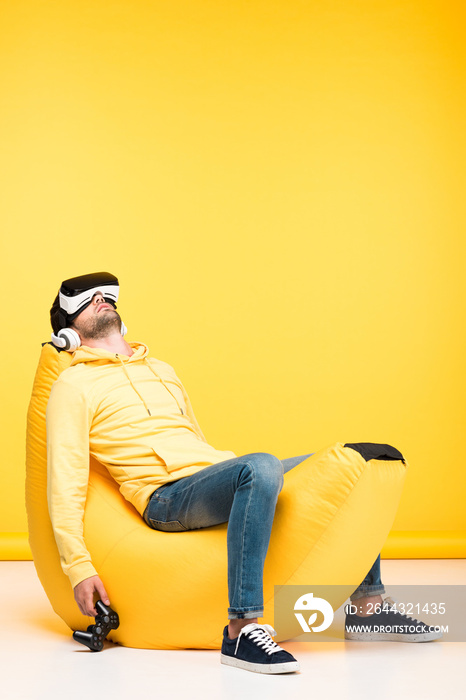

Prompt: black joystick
[72,600,120,651]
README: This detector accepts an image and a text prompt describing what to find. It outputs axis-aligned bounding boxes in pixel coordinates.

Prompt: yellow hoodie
[46,341,237,588]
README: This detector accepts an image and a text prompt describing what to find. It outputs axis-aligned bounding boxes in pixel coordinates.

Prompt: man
[47,272,441,675]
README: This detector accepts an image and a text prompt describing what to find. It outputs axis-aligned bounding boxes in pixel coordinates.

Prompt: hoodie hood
[69,341,149,366]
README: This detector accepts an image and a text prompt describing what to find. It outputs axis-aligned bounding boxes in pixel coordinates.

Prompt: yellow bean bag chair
[26,342,408,649]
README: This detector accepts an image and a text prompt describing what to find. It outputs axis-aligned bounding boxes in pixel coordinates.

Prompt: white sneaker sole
[221,653,300,674]
[345,630,443,643]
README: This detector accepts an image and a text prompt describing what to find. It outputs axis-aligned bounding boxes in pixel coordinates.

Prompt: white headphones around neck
[51,321,128,352]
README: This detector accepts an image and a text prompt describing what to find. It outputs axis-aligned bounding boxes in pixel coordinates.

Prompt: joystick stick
[72,600,120,651]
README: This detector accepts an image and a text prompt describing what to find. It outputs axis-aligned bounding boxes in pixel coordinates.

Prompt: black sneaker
[221,622,300,674]
[345,596,443,642]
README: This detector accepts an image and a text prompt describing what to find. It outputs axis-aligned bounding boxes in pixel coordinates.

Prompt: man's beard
[74,308,122,340]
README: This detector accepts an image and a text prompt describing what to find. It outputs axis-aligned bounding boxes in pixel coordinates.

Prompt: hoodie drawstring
[115,354,184,417]
[144,359,184,415]
[117,357,152,415]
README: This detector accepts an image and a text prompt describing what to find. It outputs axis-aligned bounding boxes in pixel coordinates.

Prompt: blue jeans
[143,452,385,618]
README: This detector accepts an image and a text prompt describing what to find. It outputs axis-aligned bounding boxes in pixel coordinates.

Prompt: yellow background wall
[1,1,465,553]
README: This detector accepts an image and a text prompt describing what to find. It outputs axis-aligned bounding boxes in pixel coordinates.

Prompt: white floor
[1,560,465,700]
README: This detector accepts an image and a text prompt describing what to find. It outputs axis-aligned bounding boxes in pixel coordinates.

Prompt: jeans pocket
[148,518,188,532]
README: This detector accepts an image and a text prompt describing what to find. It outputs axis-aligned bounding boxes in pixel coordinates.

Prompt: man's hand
[73,575,110,617]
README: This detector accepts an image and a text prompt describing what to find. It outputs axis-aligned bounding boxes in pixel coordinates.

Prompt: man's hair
[50,292,70,335]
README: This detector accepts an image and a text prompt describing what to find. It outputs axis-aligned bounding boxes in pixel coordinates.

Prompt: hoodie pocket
[150,436,214,474]
[151,446,168,467]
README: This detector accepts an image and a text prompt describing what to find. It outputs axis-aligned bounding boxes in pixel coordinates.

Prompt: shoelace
[234,623,282,656]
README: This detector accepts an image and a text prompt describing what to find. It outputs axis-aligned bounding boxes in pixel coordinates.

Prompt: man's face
[70,290,121,340]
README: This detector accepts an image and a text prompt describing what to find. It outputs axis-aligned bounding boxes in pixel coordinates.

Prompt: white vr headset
[51,271,127,351]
